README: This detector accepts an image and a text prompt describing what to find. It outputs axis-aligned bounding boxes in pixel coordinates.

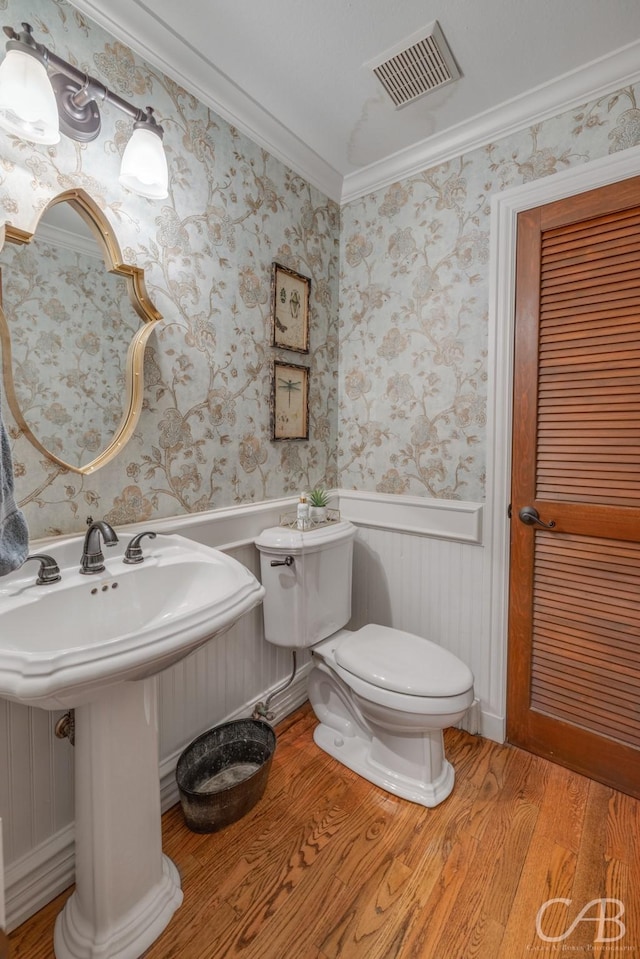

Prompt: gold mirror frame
[0,188,162,475]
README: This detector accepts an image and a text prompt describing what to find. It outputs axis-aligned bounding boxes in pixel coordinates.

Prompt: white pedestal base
[53,679,183,959]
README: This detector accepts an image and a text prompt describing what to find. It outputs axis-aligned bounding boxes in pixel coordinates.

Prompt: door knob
[518,506,556,529]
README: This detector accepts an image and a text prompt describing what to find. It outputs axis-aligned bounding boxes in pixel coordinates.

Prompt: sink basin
[0,532,265,709]
[0,529,265,959]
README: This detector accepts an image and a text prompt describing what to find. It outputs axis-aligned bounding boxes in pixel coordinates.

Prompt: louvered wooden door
[507,176,640,798]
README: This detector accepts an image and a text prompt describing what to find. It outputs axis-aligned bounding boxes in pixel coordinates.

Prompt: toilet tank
[255,521,356,648]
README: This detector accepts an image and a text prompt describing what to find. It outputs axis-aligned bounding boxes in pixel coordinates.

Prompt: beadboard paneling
[349,523,486,710]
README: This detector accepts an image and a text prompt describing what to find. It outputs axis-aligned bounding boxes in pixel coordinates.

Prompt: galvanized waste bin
[176,719,276,833]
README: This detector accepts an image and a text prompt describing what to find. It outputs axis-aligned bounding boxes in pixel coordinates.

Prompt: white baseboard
[479,709,506,744]
[456,700,504,745]
[5,825,75,933]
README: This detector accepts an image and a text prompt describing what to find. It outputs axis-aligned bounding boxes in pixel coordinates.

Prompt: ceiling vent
[368,21,460,109]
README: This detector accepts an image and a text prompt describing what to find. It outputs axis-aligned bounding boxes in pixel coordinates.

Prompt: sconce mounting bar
[3,22,163,142]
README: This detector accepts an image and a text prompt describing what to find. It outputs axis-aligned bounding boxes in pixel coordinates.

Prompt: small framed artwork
[272,361,309,440]
[271,262,310,353]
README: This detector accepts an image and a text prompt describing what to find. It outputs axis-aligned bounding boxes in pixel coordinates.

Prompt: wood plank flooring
[9,703,640,958]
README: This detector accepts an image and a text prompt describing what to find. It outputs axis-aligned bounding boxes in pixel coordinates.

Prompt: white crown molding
[36,9,640,207]
[341,38,640,203]
[37,222,102,259]
[67,0,343,203]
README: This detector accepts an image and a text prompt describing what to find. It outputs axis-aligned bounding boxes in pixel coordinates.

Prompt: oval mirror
[0,188,161,474]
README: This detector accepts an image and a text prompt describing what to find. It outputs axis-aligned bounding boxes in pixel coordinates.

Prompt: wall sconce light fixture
[0,22,168,199]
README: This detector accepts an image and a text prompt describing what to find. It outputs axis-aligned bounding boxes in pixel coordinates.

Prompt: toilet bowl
[255,521,474,807]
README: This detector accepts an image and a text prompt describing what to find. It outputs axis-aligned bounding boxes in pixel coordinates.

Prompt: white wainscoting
[1,491,493,931]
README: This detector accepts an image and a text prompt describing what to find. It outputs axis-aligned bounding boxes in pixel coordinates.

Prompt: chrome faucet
[80,520,119,574]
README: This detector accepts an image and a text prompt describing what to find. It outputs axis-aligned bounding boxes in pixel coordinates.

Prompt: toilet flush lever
[270,555,294,567]
[518,506,556,529]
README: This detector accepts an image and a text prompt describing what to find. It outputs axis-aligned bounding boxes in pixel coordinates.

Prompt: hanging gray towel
[0,394,28,575]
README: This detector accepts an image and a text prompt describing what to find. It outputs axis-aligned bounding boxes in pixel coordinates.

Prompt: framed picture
[271,262,310,353]
[271,361,309,440]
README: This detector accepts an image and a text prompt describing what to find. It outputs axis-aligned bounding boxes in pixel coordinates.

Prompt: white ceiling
[70,0,640,202]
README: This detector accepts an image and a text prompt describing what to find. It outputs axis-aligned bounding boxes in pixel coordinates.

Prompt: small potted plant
[308,486,330,523]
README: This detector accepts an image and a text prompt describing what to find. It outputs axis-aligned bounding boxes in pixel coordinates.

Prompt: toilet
[255,520,474,807]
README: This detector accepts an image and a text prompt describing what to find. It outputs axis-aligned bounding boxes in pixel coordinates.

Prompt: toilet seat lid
[335,624,473,697]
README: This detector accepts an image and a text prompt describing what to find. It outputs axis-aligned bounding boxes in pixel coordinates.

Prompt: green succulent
[308,487,330,507]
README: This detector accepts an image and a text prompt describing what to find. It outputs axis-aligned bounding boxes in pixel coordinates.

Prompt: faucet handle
[123,531,157,565]
[24,553,61,585]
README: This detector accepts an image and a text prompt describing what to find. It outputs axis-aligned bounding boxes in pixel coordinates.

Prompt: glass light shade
[119,125,168,199]
[0,48,60,144]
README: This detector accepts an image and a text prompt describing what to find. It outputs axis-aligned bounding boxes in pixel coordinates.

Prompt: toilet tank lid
[255,521,356,554]
[336,624,474,697]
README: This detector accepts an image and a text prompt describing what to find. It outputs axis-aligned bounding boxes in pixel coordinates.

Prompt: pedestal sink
[0,532,265,959]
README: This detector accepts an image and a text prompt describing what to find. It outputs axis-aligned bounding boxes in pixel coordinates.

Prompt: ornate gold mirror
[0,188,161,474]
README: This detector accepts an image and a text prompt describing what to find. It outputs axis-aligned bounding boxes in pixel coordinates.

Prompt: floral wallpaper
[0,0,339,540]
[0,0,639,541]
[339,89,640,501]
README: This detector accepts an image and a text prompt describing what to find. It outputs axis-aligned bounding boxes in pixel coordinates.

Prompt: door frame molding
[485,143,640,742]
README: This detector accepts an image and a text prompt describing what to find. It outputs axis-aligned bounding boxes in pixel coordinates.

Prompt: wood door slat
[538,353,640,372]
[541,234,640,272]
[539,384,640,398]
[534,622,640,662]
[538,405,640,416]
[538,453,640,465]
[540,336,640,359]
[540,262,640,294]
[536,610,640,649]
[540,278,640,306]
[534,644,640,684]
[539,364,640,380]
[540,316,640,339]
[534,592,640,627]
[537,564,640,592]
[539,295,640,320]
[537,479,640,494]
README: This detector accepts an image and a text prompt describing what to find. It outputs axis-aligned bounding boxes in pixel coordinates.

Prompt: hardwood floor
[9,703,640,958]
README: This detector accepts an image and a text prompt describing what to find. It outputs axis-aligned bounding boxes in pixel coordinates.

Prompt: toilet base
[313,721,455,807]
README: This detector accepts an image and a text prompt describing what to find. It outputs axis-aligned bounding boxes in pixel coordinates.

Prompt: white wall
[1,491,489,931]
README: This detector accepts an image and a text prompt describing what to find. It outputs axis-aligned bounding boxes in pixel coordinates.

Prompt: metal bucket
[176,719,276,833]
